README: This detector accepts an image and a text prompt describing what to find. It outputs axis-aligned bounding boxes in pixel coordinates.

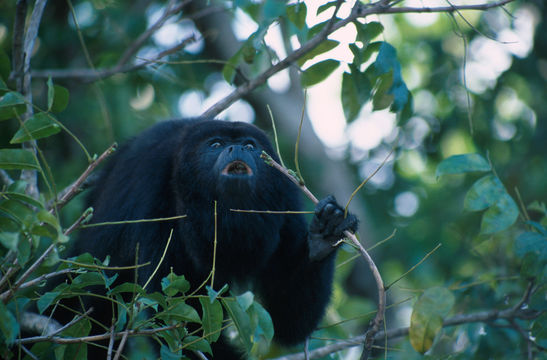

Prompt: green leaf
[0,232,19,252]
[248,302,274,357]
[0,92,26,121]
[46,78,70,112]
[361,41,382,64]
[301,59,339,87]
[17,234,31,265]
[409,287,455,354]
[161,273,190,296]
[160,345,182,360]
[222,298,253,352]
[70,272,106,288]
[341,67,372,122]
[464,175,505,211]
[371,71,393,111]
[356,21,384,46]
[182,335,213,354]
[223,49,242,84]
[37,291,61,314]
[263,0,285,20]
[371,42,411,112]
[200,297,223,343]
[109,282,146,296]
[206,284,229,303]
[532,313,547,348]
[297,40,339,67]
[10,112,61,143]
[317,1,337,15]
[0,199,35,225]
[37,209,61,230]
[60,317,91,360]
[479,193,519,235]
[436,153,491,178]
[0,301,19,344]
[464,175,519,234]
[287,3,307,29]
[2,191,44,209]
[410,311,442,354]
[52,85,70,113]
[515,232,547,260]
[389,80,410,112]
[530,284,547,310]
[374,42,399,76]
[160,302,201,324]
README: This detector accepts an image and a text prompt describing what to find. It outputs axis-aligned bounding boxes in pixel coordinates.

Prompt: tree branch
[200,0,515,119]
[48,143,117,212]
[116,0,190,67]
[14,0,48,199]
[16,323,184,345]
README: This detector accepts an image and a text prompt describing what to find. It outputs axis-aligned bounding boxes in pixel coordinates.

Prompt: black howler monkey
[71,119,358,358]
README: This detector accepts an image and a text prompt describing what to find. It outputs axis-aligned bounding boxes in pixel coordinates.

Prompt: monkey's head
[174,120,281,206]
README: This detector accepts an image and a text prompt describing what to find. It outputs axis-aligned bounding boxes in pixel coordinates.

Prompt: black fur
[70,119,358,358]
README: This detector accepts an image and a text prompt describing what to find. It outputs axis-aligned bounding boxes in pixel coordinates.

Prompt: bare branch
[11,0,27,84]
[116,0,190,67]
[32,36,196,82]
[48,143,117,211]
[1,242,55,304]
[0,268,74,299]
[357,0,515,15]
[16,323,184,345]
[15,0,48,199]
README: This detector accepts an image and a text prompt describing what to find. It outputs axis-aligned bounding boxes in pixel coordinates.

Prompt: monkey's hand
[308,195,359,261]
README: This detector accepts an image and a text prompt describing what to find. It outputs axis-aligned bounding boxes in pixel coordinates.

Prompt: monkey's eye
[210,141,222,148]
[244,143,255,150]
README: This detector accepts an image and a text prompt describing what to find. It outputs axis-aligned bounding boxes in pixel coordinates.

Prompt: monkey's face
[175,121,277,204]
[209,137,260,196]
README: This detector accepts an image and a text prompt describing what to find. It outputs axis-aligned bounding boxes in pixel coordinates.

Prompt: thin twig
[385,243,442,290]
[20,345,39,360]
[16,323,184,345]
[0,268,74,299]
[2,243,55,304]
[49,143,117,211]
[17,0,48,199]
[11,0,27,84]
[32,36,197,81]
[117,0,190,67]
[113,330,129,360]
[64,208,93,236]
[107,325,115,360]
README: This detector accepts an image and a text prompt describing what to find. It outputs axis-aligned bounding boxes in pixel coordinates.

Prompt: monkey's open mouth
[222,161,253,176]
